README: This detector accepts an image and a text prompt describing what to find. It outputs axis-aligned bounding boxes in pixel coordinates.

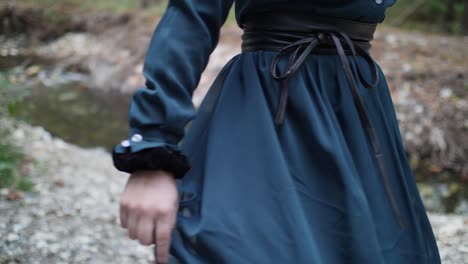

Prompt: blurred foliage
[17,0,168,15]
[0,129,24,189]
[3,0,169,31]
[19,0,143,12]
[9,0,467,34]
[0,75,27,117]
[0,74,33,192]
[385,0,466,33]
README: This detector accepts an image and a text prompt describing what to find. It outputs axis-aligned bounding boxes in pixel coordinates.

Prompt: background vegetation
[386,0,468,34]
[0,75,32,192]
[13,0,468,34]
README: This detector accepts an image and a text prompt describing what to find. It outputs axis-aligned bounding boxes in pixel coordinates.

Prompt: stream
[14,82,130,151]
[1,48,130,152]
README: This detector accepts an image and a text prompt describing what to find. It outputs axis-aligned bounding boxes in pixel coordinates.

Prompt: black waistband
[240,12,380,123]
[240,12,407,229]
[241,12,377,53]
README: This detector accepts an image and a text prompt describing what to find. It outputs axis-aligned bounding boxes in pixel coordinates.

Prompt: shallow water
[14,83,130,151]
[1,54,131,152]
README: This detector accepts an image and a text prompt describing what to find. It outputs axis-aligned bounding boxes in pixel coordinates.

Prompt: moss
[0,75,34,193]
[17,177,34,192]
[0,132,25,189]
[441,183,465,213]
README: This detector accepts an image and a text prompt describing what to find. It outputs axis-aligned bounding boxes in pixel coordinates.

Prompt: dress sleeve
[112,0,234,179]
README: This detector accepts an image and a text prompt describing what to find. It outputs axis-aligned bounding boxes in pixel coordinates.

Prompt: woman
[113,0,441,263]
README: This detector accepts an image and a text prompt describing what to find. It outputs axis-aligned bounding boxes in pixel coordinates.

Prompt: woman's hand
[119,170,179,264]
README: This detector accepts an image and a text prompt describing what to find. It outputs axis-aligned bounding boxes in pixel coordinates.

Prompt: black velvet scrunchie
[112,146,191,179]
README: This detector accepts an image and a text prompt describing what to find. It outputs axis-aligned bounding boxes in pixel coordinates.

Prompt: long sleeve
[112,0,234,178]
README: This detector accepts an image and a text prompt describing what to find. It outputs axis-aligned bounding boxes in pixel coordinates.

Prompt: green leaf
[8,103,17,115]
[17,178,34,192]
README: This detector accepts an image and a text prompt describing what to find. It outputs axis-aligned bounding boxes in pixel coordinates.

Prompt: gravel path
[0,122,153,264]
[0,122,467,263]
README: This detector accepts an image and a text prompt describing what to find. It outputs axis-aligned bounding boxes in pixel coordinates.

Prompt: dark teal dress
[112,0,441,263]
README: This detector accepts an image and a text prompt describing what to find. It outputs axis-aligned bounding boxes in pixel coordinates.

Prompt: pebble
[7,233,19,242]
[385,34,398,45]
[440,87,454,99]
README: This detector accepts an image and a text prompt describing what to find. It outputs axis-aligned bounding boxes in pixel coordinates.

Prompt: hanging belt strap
[241,12,407,228]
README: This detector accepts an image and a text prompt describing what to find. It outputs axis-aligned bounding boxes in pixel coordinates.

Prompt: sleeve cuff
[112,133,190,179]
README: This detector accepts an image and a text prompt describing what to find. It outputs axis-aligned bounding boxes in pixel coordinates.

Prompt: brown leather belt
[241,12,407,228]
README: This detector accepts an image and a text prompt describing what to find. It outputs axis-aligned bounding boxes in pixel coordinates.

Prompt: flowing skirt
[168,51,441,263]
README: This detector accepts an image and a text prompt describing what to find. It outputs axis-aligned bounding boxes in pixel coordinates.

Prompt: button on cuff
[120,140,131,147]
[131,134,143,142]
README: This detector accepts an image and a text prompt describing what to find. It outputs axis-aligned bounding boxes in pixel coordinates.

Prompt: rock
[455,200,468,215]
[440,87,454,99]
[385,34,398,45]
[25,65,41,76]
[7,233,19,242]
[5,190,23,201]
[429,214,468,263]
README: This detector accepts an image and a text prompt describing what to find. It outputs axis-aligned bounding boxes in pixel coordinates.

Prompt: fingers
[118,169,180,260]
[119,202,128,228]
[127,211,140,240]
[154,211,177,264]
[120,197,177,249]
[154,222,171,264]
[136,216,155,246]
[124,205,156,245]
